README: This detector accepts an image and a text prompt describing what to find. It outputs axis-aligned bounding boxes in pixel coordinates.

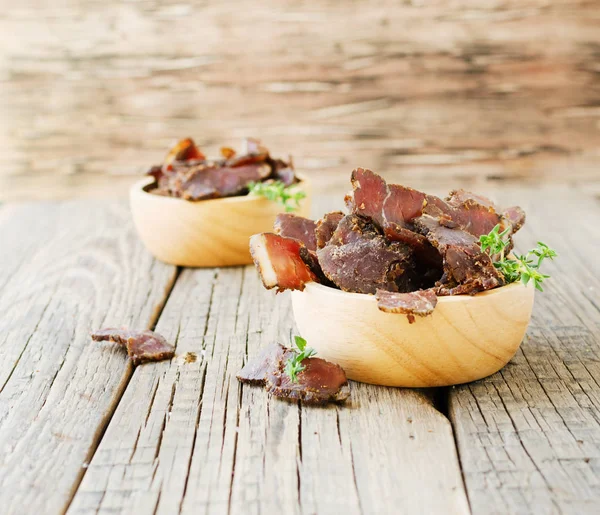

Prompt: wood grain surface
[0,186,600,514]
[68,268,469,515]
[1,0,599,201]
[450,189,600,514]
[0,201,177,514]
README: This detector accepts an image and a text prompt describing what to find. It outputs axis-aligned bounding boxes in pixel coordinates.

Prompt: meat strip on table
[376,289,438,323]
[274,213,318,251]
[91,328,175,365]
[316,214,421,294]
[249,233,318,292]
[237,343,350,405]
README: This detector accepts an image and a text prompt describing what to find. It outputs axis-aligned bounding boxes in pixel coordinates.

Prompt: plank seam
[60,266,181,515]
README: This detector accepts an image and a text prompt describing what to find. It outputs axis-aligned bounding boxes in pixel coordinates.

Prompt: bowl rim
[298,280,529,306]
[130,172,310,207]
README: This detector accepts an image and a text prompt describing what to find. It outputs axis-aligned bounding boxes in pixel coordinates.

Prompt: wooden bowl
[291,282,534,387]
[130,175,311,267]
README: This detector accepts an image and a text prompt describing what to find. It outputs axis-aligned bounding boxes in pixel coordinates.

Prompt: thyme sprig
[284,336,316,383]
[248,180,306,212]
[479,224,557,291]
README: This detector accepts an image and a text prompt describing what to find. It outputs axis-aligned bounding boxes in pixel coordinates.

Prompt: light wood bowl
[130,175,311,267]
[291,282,535,387]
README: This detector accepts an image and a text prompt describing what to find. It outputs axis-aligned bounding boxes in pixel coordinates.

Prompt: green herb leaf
[285,335,317,383]
[480,226,556,292]
[294,335,307,352]
[248,180,306,213]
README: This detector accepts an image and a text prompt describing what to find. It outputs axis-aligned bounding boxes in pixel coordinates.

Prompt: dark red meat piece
[270,157,298,186]
[315,211,344,249]
[249,233,317,292]
[91,328,175,365]
[147,138,297,200]
[164,138,206,164]
[376,289,438,323]
[317,215,419,294]
[349,168,511,239]
[167,162,272,200]
[350,167,388,227]
[237,343,285,385]
[274,214,318,252]
[413,215,504,295]
[237,343,350,405]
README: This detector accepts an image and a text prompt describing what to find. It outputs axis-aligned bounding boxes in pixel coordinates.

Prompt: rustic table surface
[0,184,598,515]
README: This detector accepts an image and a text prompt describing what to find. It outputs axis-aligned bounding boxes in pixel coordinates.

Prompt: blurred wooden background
[1,0,599,201]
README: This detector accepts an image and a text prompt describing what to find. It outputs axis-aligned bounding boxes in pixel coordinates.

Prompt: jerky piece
[250,233,317,292]
[502,205,526,233]
[91,328,175,365]
[350,167,388,227]
[446,188,496,209]
[266,355,350,405]
[164,137,205,164]
[176,162,272,200]
[376,289,438,323]
[315,211,344,249]
[237,343,286,385]
[274,213,318,251]
[413,215,504,295]
[270,157,298,186]
[317,215,418,294]
[91,328,132,345]
[149,137,297,200]
[220,146,236,159]
[237,343,350,405]
[126,331,175,366]
[350,168,513,239]
[384,222,443,270]
[383,184,427,229]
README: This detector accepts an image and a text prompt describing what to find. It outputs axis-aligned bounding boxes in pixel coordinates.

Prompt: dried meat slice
[317,215,419,294]
[413,215,504,295]
[270,157,298,186]
[350,168,515,239]
[176,162,272,200]
[250,233,318,292]
[350,167,388,227]
[376,288,438,323]
[274,213,318,252]
[164,137,206,164]
[383,184,427,229]
[127,331,175,366]
[91,328,175,365]
[266,355,350,405]
[237,343,350,405]
[315,211,344,249]
[148,138,298,200]
[91,328,132,346]
[237,343,286,385]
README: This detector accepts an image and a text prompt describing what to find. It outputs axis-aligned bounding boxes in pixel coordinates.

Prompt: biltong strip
[91,328,175,366]
[376,289,438,324]
[237,343,350,405]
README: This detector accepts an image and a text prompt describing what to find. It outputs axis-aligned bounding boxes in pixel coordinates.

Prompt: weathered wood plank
[450,188,600,514]
[70,265,469,514]
[1,0,599,201]
[0,201,177,514]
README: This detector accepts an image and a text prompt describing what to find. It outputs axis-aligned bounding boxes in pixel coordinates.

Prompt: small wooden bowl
[291,282,534,387]
[130,175,311,267]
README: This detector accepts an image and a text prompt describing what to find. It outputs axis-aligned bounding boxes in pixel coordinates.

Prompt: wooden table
[1,185,599,515]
